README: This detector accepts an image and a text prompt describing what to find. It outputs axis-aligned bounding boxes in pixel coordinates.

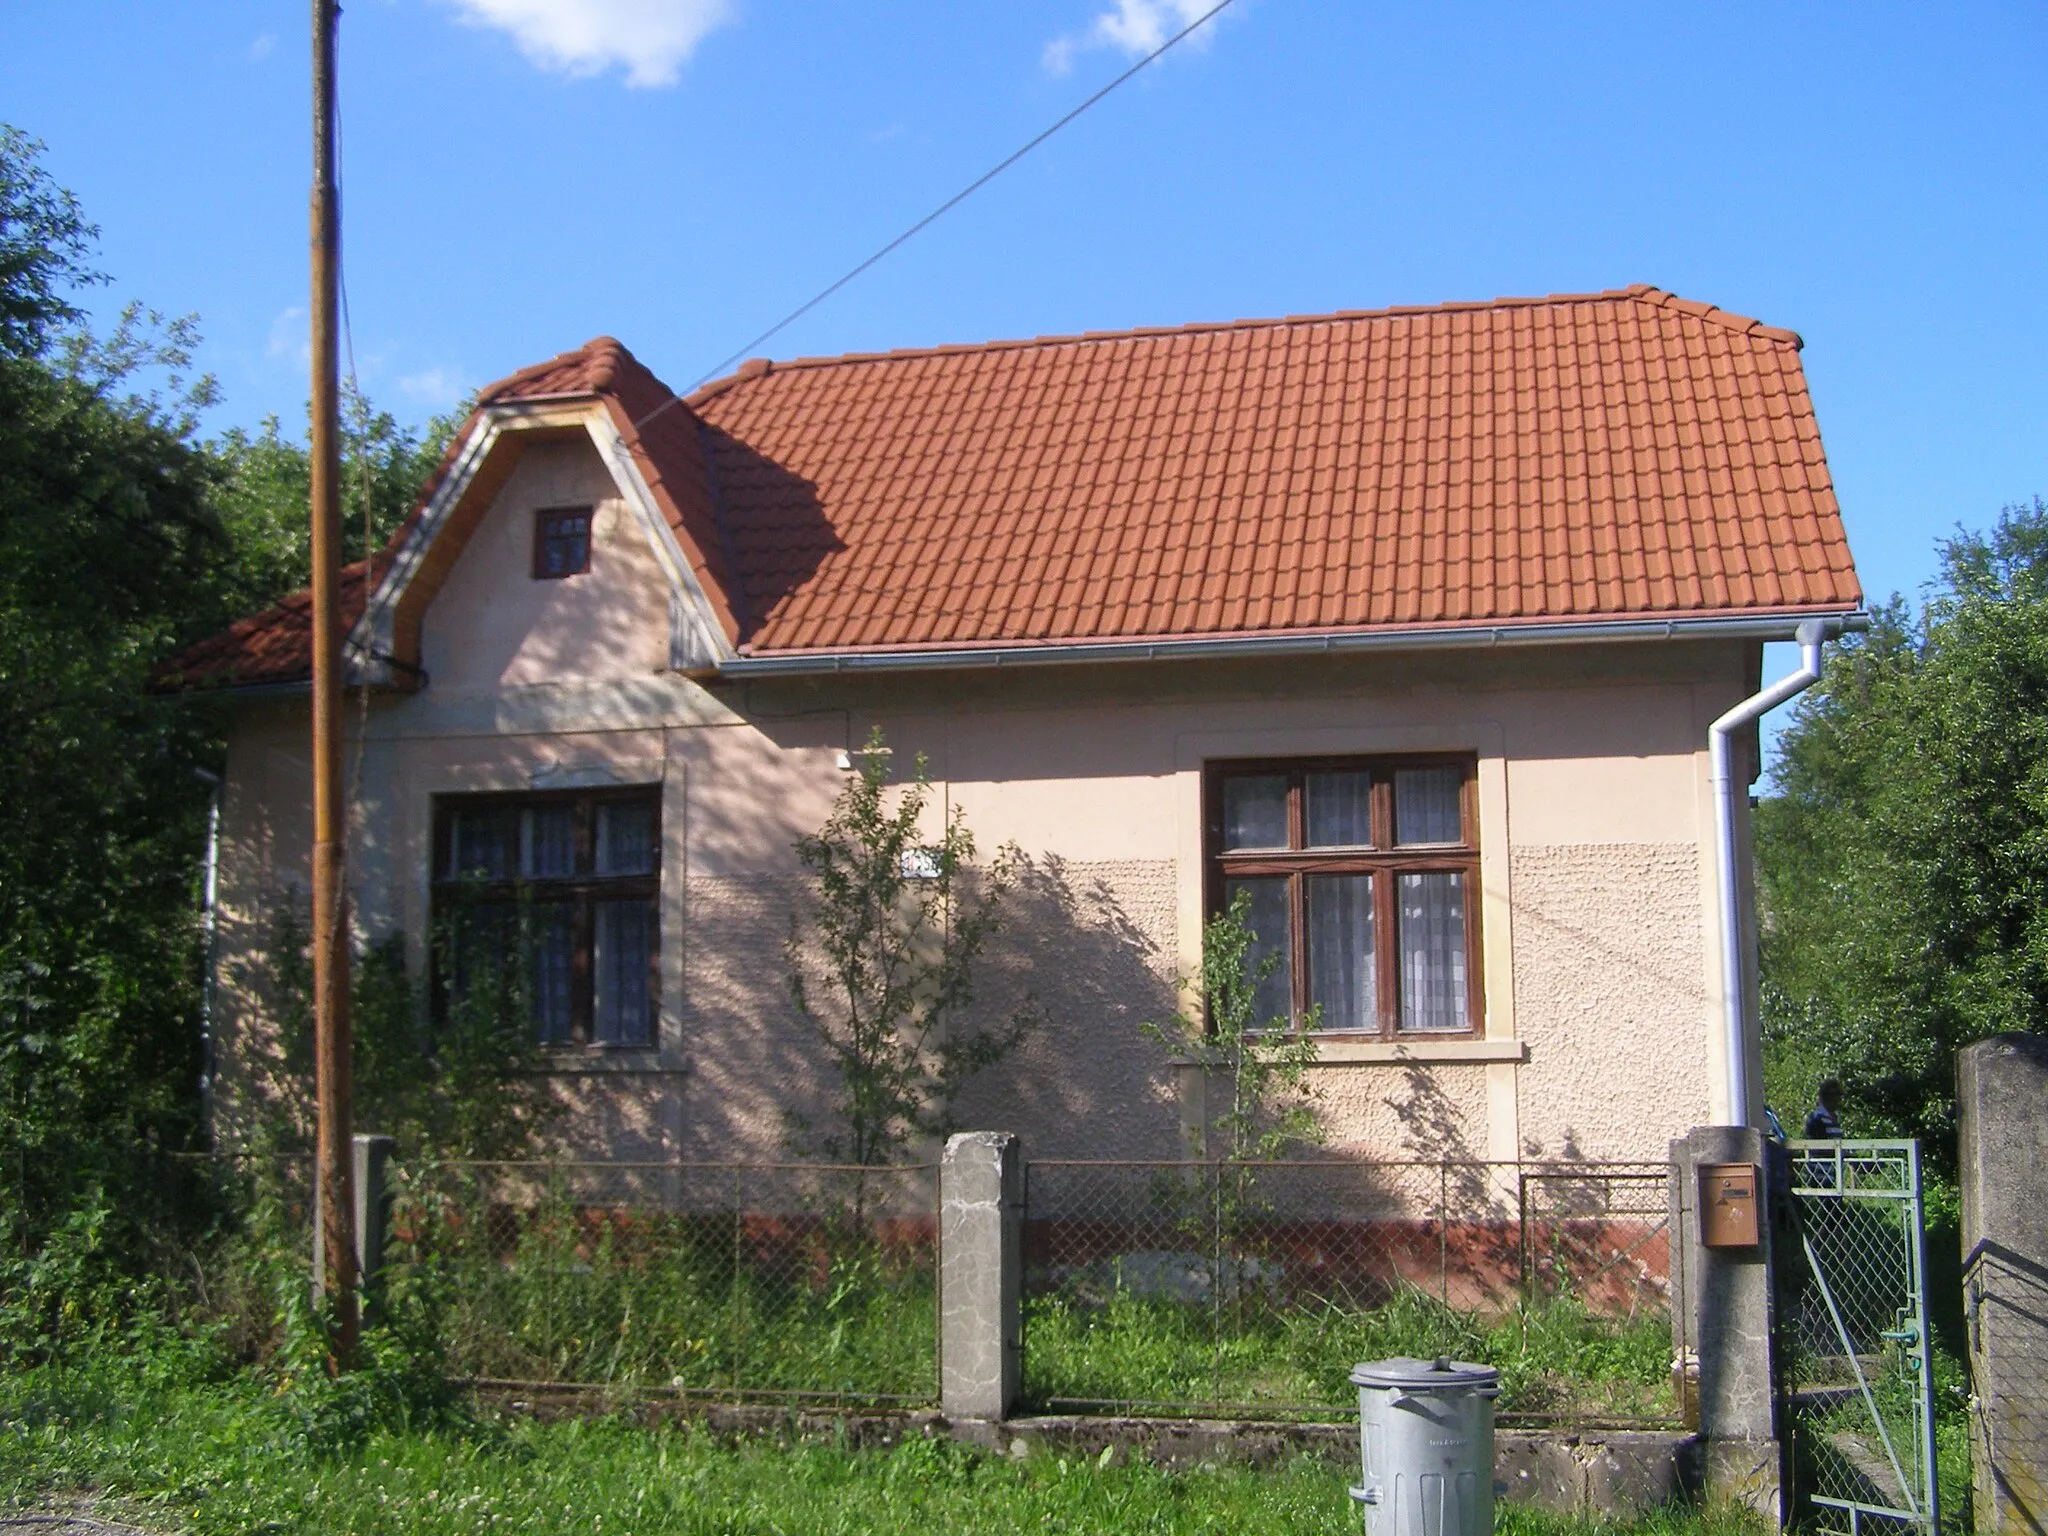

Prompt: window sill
[1306,1037,1526,1066]
[531,1048,688,1076]
[1168,1038,1526,1068]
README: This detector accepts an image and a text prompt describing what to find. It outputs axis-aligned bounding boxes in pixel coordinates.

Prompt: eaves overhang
[717,609,1871,678]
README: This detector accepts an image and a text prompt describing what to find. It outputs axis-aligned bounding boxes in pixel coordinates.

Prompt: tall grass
[0,1352,1764,1536]
[1024,1282,1674,1420]
[389,1186,939,1400]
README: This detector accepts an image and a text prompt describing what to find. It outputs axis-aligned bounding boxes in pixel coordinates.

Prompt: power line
[639,0,1239,427]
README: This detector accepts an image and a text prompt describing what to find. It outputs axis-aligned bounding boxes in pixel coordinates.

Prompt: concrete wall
[1959,1034,2048,1535]
[209,431,1755,1168]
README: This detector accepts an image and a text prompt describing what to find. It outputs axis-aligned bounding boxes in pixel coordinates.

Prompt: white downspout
[194,767,223,1145]
[1709,617,1829,1127]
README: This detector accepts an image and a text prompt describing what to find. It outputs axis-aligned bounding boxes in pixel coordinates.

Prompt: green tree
[207,393,458,615]
[0,124,459,1267]
[1758,498,2048,1154]
[0,124,101,355]
[786,730,1034,1167]
[1144,888,1324,1165]
[0,128,236,1273]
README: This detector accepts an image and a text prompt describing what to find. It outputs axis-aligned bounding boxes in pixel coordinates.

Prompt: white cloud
[397,367,469,408]
[248,32,277,61]
[1044,0,1220,76]
[445,0,736,88]
[266,306,309,367]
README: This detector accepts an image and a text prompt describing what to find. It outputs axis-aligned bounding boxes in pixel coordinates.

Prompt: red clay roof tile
[170,285,1859,687]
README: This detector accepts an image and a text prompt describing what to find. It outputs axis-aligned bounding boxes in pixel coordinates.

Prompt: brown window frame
[531,506,593,580]
[1202,755,1483,1038]
[430,786,661,1049]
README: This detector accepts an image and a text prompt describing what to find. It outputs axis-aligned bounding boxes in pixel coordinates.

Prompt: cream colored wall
[210,431,1752,1170]
[420,440,671,694]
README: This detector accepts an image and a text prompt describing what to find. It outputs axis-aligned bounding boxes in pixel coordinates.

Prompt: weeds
[0,1358,1767,1536]
[387,1173,940,1398]
[1024,1282,1674,1420]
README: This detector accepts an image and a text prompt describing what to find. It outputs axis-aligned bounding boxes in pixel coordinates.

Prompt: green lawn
[0,1355,1763,1536]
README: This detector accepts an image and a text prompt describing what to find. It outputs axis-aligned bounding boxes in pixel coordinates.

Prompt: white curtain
[1394,767,1462,845]
[1398,872,1467,1032]
[594,898,655,1045]
[531,903,575,1044]
[1307,874,1375,1031]
[1225,876,1293,1027]
[1222,775,1288,850]
[522,805,576,878]
[1306,771,1372,847]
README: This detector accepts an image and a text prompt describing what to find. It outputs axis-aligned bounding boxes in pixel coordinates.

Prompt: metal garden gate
[1781,1140,1941,1535]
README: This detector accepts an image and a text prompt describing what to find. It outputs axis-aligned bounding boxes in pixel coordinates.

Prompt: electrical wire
[638,0,1240,427]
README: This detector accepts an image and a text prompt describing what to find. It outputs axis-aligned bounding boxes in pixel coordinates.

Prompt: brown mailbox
[1700,1162,1761,1248]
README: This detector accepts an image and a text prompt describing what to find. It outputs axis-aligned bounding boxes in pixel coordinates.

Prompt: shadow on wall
[1387,1062,1485,1193]
[950,853,1183,1161]
[679,851,1185,1162]
[214,884,315,1149]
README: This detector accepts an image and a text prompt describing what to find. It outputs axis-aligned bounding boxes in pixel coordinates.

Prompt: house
[167,285,1863,1167]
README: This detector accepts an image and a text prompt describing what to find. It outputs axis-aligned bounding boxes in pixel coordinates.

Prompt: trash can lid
[1349,1355,1499,1389]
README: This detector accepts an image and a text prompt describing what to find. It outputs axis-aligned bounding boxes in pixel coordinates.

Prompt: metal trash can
[1349,1356,1499,1536]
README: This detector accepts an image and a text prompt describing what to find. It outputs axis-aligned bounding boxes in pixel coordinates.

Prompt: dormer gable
[355,339,739,688]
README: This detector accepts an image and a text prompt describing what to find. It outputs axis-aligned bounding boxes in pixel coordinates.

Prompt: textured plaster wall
[675,872,825,1159]
[949,858,1183,1160]
[1316,1061,1493,1162]
[209,703,313,1144]
[676,858,1185,1162]
[1508,844,1711,1162]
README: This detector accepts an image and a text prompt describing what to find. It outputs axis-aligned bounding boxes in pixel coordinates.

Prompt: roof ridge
[681,284,1800,404]
[1629,288,1803,349]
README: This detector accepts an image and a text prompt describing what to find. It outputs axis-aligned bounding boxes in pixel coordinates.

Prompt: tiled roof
[692,285,1858,652]
[164,284,1860,687]
[154,554,392,691]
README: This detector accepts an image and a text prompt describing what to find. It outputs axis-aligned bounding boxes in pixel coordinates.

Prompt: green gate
[1781,1140,1940,1534]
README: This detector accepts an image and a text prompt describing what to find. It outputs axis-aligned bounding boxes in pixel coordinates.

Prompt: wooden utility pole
[308,0,358,1360]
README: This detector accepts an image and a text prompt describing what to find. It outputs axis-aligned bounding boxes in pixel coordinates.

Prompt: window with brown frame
[1204,757,1481,1037]
[532,507,592,579]
[431,788,660,1047]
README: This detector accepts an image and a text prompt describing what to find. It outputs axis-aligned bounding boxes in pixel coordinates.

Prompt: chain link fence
[1019,1158,1675,1424]
[387,1159,940,1404]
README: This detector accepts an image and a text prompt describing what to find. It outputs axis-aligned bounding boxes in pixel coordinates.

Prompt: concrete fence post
[1671,1125,1782,1521]
[1959,1034,2048,1536]
[352,1133,396,1302]
[940,1131,1021,1423]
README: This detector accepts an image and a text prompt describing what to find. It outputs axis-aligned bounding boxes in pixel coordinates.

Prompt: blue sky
[5,1,2046,641]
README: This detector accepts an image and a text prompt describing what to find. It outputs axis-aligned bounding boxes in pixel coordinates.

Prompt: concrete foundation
[1671,1124,1782,1521]
[939,1131,1021,1422]
[1959,1035,2048,1536]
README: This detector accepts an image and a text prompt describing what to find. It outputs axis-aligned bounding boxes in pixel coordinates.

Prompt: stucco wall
[1508,844,1712,1160]
[421,440,670,694]
[208,431,1755,1173]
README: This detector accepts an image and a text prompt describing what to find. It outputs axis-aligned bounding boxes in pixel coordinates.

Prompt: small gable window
[533,508,592,579]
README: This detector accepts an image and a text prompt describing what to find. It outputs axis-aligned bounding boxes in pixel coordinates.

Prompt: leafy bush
[788,728,1034,1166]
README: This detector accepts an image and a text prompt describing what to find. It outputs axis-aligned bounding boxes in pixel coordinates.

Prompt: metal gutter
[717,610,1871,677]
[1709,616,1833,1128]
